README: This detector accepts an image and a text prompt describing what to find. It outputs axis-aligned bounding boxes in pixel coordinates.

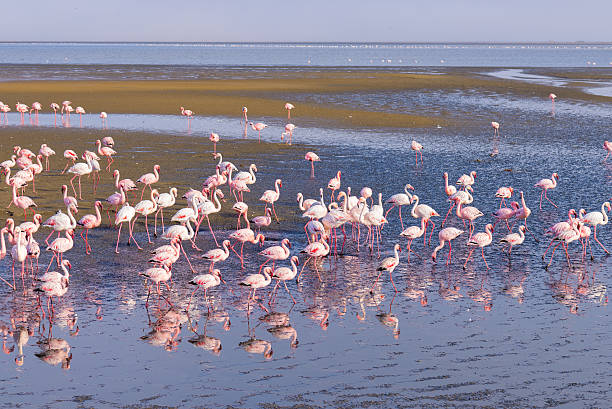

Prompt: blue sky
[5,1,612,42]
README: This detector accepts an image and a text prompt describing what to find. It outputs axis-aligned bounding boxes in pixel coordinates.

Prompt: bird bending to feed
[284,102,294,119]
[431,227,464,265]
[305,152,320,178]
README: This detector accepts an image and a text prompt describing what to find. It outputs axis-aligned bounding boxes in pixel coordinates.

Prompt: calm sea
[1,42,612,67]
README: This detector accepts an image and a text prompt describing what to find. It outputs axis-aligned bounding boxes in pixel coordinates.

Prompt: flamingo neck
[411,196,420,218]
[0,228,6,256]
[297,194,305,211]
[250,166,256,182]
[95,203,102,225]
[61,262,70,279]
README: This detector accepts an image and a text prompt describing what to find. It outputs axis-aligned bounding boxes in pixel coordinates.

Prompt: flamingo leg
[115,223,123,253]
[128,218,143,250]
[463,248,475,269]
[592,226,610,254]
[206,215,219,247]
[446,240,453,265]
[543,190,557,208]
[480,248,490,269]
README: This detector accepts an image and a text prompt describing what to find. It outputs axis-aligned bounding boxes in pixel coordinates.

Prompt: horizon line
[1,41,612,45]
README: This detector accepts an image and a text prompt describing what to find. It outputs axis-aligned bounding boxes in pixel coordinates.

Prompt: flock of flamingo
[0,95,611,361]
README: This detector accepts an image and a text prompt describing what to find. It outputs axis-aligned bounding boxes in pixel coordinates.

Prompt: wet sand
[1,67,611,130]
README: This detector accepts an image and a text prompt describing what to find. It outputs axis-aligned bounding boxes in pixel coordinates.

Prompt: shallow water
[0,75,611,408]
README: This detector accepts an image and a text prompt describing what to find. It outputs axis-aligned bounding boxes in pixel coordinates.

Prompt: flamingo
[10,228,27,289]
[499,225,526,255]
[491,121,500,137]
[61,150,78,174]
[431,227,464,265]
[457,171,477,190]
[411,140,423,165]
[162,215,198,272]
[46,230,74,273]
[187,269,222,310]
[61,185,78,209]
[0,103,10,124]
[35,280,68,317]
[260,179,282,223]
[50,103,60,125]
[8,182,37,220]
[547,222,581,268]
[410,195,440,245]
[15,103,28,124]
[233,163,257,185]
[77,201,103,254]
[201,240,231,272]
[196,189,224,246]
[580,201,611,254]
[247,122,267,142]
[209,132,219,154]
[267,325,298,349]
[512,191,535,240]
[251,208,273,232]
[327,171,341,202]
[114,202,142,253]
[229,229,265,267]
[213,152,238,174]
[67,154,93,200]
[549,93,557,112]
[134,189,160,244]
[298,237,330,282]
[370,243,401,292]
[281,123,296,144]
[137,164,161,200]
[18,213,43,238]
[259,238,291,272]
[180,106,194,129]
[102,136,115,147]
[385,183,414,229]
[42,204,77,245]
[154,187,177,235]
[464,224,494,270]
[242,106,248,123]
[495,186,514,208]
[305,152,320,178]
[603,140,612,162]
[75,106,85,127]
[492,202,519,231]
[100,112,108,128]
[534,172,559,210]
[232,202,249,229]
[0,155,16,170]
[95,139,116,171]
[240,267,272,310]
[451,196,483,239]
[284,102,294,119]
[29,102,42,122]
[38,144,55,171]
[149,238,181,268]
[240,338,273,359]
[269,256,299,304]
[139,264,172,297]
[400,218,426,262]
[105,186,127,226]
[37,259,71,286]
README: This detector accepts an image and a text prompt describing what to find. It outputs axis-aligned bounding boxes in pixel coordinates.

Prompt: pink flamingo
[400,218,426,262]
[15,103,28,125]
[604,141,612,162]
[75,106,85,127]
[547,222,581,268]
[10,228,27,289]
[61,184,78,210]
[29,102,42,124]
[201,240,231,272]
[534,172,559,210]
[0,103,10,124]
[284,102,294,119]
[61,150,78,174]
[457,171,476,191]
[163,215,199,271]
[464,223,494,270]
[549,93,557,112]
[137,164,160,200]
[240,268,272,312]
[50,103,60,125]
[102,136,114,148]
[492,202,519,232]
[134,189,160,244]
[180,106,194,128]
[305,152,320,178]
[411,140,423,165]
[232,202,249,230]
[77,201,103,255]
[410,195,440,245]
[139,265,172,299]
[249,122,267,142]
[114,202,142,253]
[512,191,537,241]
[260,179,282,223]
[452,196,483,239]
[328,171,341,202]
[385,183,415,230]
[18,213,42,238]
[100,112,108,128]
[38,144,55,171]
[113,169,137,198]
[268,256,299,304]
[209,132,219,154]
[46,229,74,273]
[95,139,116,171]
[495,186,514,208]
[105,186,127,226]
[195,190,223,246]
[297,237,330,282]
[283,123,296,144]
[242,106,248,123]
[229,228,265,267]
[187,269,221,311]
[499,225,526,255]
[154,187,177,235]
[251,208,273,233]
[67,154,93,200]
[8,182,37,220]
[258,238,291,272]
[370,243,401,292]
[581,201,611,254]
[491,121,500,137]
[431,227,464,265]
[441,172,459,227]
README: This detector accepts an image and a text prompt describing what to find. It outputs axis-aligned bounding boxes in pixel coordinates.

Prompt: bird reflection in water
[186,311,222,356]
[141,306,182,351]
[376,293,400,338]
[36,331,72,369]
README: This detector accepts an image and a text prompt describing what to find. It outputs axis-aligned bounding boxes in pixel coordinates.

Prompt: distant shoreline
[1,41,612,46]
